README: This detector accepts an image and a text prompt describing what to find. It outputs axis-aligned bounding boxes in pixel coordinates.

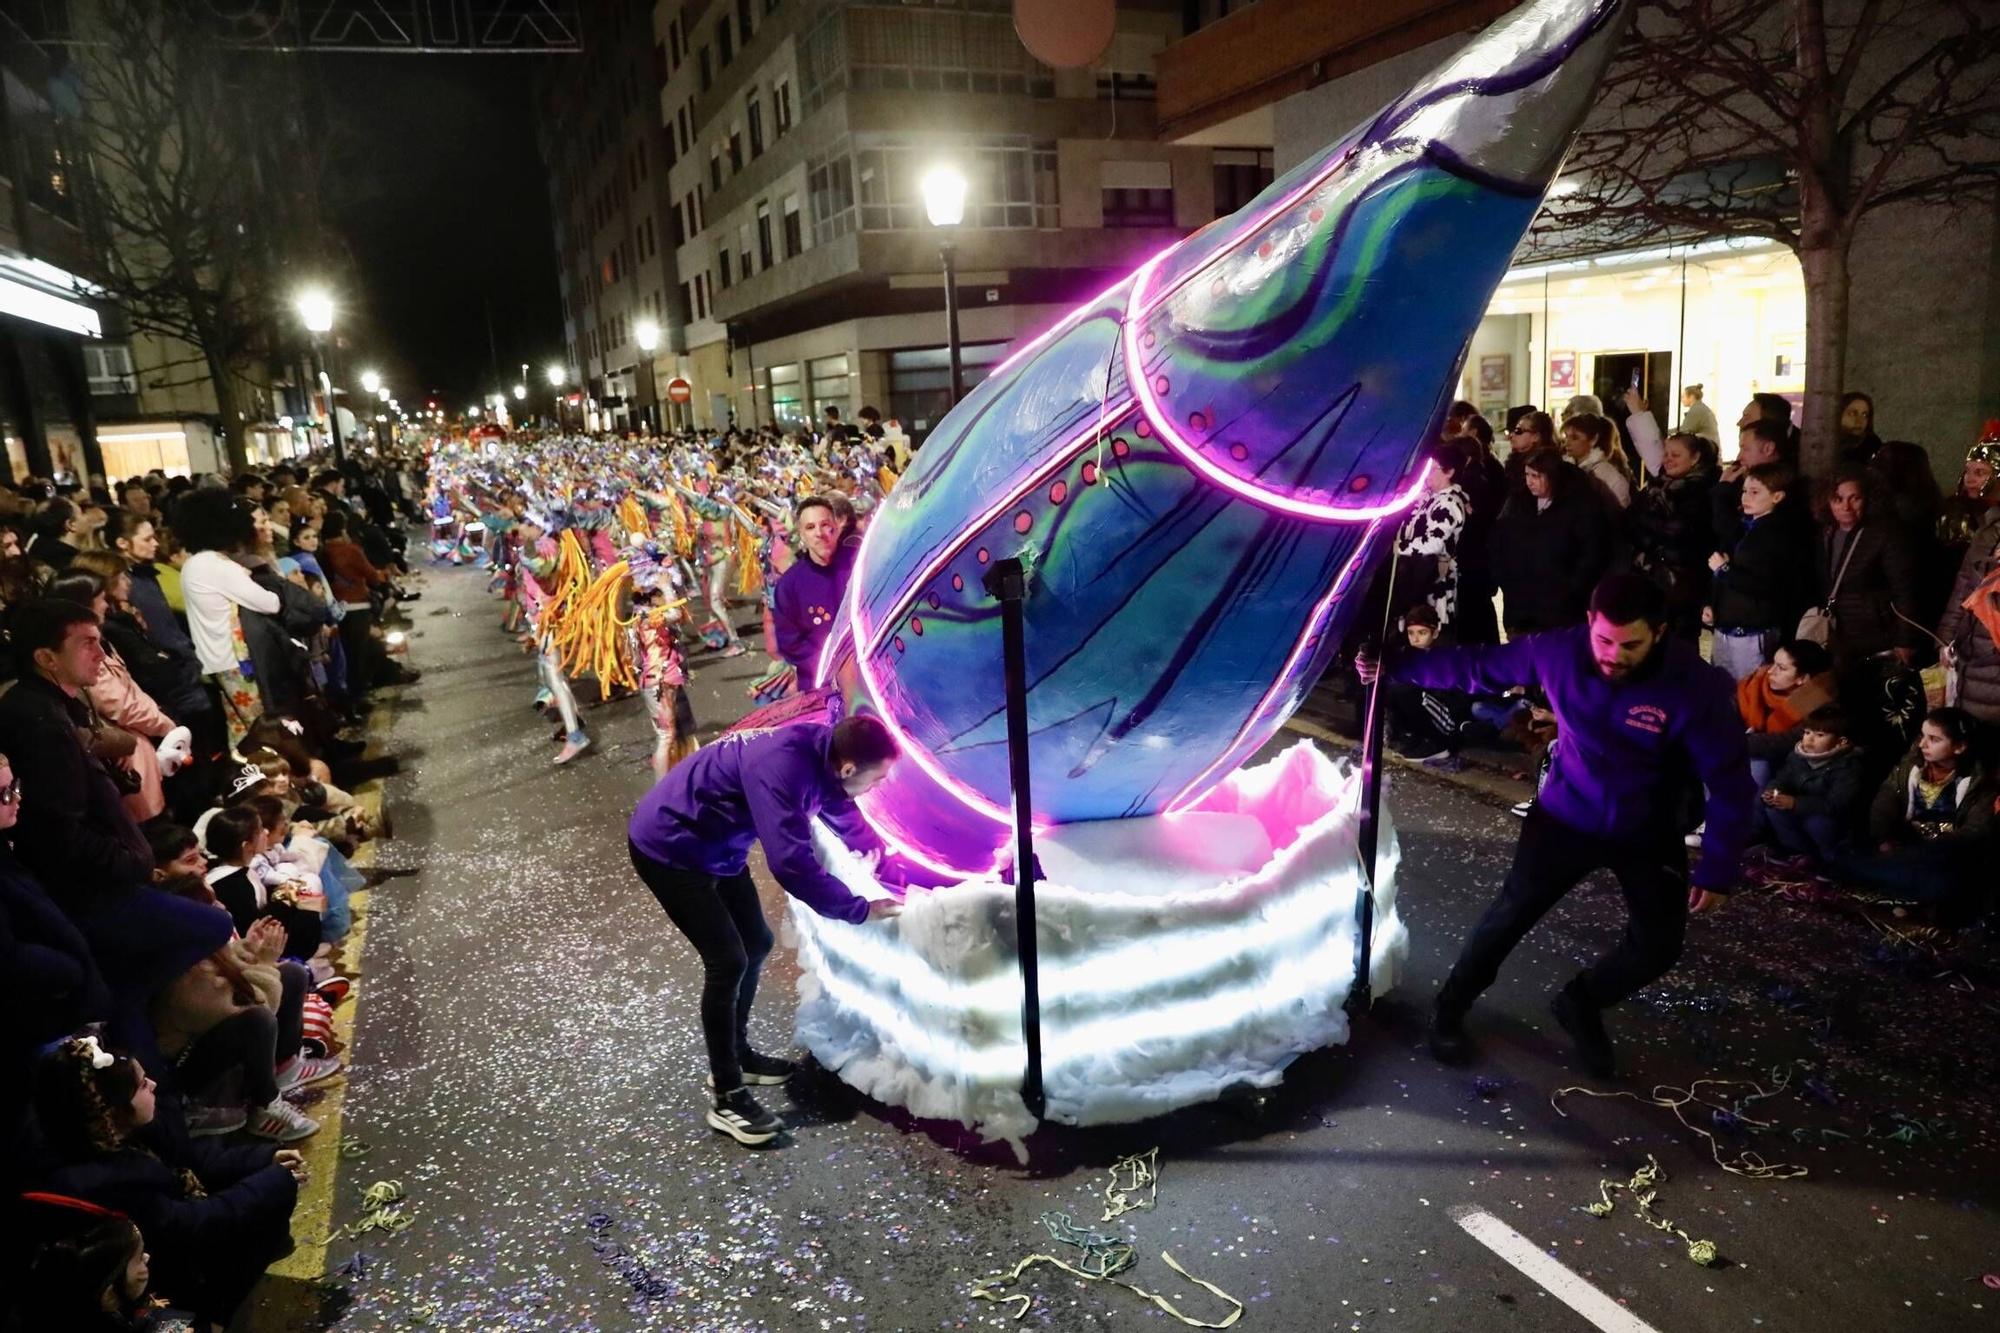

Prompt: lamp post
[295,287,342,463]
[546,364,566,432]
[921,165,968,407]
[635,319,661,436]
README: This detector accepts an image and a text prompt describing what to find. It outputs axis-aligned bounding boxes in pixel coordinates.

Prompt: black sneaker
[739,1050,798,1085]
[1551,981,1616,1078]
[1426,1006,1473,1065]
[706,1087,783,1145]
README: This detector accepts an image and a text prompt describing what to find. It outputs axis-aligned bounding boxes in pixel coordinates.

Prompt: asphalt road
[247,560,2000,1333]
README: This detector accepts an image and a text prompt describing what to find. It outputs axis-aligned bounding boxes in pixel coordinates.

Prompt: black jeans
[174,961,308,1108]
[1438,808,1689,1016]
[629,841,773,1092]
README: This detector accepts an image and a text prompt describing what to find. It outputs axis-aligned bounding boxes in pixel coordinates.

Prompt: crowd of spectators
[1380,391,2000,925]
[1,452,424,1330]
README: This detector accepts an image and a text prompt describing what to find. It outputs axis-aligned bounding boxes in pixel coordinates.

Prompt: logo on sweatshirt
[1625,703,1668,735]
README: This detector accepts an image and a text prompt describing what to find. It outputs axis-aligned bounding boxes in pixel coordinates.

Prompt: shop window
[808,354,852,419]
[769,362,804,426]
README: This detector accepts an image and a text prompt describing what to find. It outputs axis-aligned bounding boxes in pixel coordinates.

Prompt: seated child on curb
[1384,605,1473,767]
[1833,707,1997,923]
[204,806,322,962]
[1749,705,1866,875]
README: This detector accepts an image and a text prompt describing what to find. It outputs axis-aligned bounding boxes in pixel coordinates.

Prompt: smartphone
[1629,369,1642,391]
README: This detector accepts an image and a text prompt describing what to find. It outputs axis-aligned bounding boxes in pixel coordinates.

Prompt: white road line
[1451,1205,1664,1333]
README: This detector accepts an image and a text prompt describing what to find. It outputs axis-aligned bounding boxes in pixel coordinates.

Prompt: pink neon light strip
[983,254,1172,382]
[1162,522,1383,813]
[812,619,850,691]
[854,403,1137,662]
[845,518,1022,829]
[1121,254,1437,522]
[855,796,972,881]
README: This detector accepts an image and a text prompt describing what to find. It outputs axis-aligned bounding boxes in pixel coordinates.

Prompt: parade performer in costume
[683,485,749,658]
[626,546,699,777]
[1362,574,1754,1077]
[627,715,906,1146]
[515,510,592,765]
[769,497,854,687]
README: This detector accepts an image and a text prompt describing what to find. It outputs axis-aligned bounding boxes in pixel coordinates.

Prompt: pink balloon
[1013,0,1115,70]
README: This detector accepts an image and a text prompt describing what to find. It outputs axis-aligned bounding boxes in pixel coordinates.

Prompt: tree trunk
[1797,234,1850,479]
[204,340,249,473]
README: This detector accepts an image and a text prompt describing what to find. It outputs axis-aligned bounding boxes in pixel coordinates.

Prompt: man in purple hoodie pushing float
[1362,573,1755,1078]
[628,714,905,1147]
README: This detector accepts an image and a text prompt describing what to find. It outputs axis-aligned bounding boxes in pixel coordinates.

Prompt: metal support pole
[1350,657,1387,1015]
[315,338,344,465]
[983,556,1044,1120]
[941,242,964,406]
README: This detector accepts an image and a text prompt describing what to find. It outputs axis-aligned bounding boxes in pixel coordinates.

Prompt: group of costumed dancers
[422,429,894,774]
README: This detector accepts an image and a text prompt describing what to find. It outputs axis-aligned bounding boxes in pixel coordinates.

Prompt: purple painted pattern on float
[782,0,1633,873]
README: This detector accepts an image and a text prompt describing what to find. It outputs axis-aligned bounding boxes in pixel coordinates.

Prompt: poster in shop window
[1548,350,1577,393]
[1478,354,1510,394]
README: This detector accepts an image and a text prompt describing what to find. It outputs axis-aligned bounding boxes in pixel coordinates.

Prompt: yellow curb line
[265,705,393,1282]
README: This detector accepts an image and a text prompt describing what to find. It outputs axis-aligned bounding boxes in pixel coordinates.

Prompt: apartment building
[645,0,1271,437]
[538,0,686,432]
[0,3,113,483]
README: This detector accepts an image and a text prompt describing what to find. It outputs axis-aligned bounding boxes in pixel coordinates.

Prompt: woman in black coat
[1815,468,1922,665]
[1488,450,1610,634]
[28,1036,300,1326]
[1627,430,1720,639]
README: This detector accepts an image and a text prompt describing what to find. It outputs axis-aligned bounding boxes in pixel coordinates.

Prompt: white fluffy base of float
[786,741,1408,1156]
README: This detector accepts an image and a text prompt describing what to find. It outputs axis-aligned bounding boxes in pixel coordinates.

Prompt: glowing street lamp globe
[360,370,381,394]
[921,164,968,228]
[635,319,660,352]
[295,288,334,334]
[513,384,527,400]
[545,365,565,387]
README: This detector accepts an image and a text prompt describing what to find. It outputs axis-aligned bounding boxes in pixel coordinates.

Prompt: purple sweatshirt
[628,721,882,922]
[1393,626,1754,890]
[771,543,856,676]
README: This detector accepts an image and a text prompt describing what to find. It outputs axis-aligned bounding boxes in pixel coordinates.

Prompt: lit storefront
[1462,238,1806,435]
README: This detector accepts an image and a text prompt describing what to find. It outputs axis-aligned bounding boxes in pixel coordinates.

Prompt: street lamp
[635,319,661,434]
[360,369,381,395]
[294,287,343,462]
[921,164,968,406]
[546,364,567,432]
[377,386,390,402]
[512,384,527,400]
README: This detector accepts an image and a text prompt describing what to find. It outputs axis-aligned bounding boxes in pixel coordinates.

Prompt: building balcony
[709,223,1180,339]
[1155,0,1512,143]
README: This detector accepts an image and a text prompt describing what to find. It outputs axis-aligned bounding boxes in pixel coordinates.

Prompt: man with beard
[1360,574,1753,1077]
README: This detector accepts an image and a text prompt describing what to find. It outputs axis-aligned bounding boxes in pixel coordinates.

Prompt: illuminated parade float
[781,0,1633,1150]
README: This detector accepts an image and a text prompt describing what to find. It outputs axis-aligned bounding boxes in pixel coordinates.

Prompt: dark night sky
[306,52,565,412]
